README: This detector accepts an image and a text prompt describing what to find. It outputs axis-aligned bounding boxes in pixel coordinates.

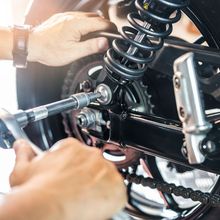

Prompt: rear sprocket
[61,54,154,170]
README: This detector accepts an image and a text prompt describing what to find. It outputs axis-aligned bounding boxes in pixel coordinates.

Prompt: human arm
[0,12,116,66]
[0,138,126,220]
[0,27,13,60]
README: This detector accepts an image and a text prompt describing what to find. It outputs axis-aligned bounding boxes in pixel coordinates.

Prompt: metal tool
[14,92,101,128]
[0,91,102,154]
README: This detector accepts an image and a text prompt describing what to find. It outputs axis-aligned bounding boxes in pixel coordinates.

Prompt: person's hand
[28,12,117,66]
[9,138,126,220]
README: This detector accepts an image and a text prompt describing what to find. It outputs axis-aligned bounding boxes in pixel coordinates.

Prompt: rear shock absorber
[104,0,189,82]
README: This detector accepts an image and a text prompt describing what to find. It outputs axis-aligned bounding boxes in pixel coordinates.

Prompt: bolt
[76,114,88,128]
[202,140,216,154]
[95,84,112,105]
[121,112,128,120]
[179,107,185,118]
[174,76,181,89]
[181,144,188,158]
[81,80,92,92]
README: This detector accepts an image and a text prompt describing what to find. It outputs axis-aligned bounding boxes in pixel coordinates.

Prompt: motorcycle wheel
[16,0,220,219]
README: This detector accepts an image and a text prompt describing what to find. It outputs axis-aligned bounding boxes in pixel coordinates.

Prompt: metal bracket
[173,52,212,164]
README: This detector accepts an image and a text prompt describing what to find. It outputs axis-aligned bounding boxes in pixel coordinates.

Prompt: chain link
[122,171,220,207]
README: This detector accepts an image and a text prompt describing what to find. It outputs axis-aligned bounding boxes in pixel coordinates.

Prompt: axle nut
[95,84,112,105]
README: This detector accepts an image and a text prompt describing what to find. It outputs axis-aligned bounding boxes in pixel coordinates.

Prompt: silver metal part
[14,110,28,128]
[32,106,48,121]
[173,52,212,164]
[95,84,112,105]
[0,92,101,154]
[76,108,106,133]
[72,93,89,109]
[72,93,99,109]
[0,109,43,155]
[77,109,96,128]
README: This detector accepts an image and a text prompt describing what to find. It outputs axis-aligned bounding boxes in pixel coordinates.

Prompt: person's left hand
[28,12,117,66]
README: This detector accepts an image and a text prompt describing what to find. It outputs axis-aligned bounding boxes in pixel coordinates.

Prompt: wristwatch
[12,25,32,68]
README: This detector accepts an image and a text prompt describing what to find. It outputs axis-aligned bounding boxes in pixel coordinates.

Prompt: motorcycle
[14,0,220,219]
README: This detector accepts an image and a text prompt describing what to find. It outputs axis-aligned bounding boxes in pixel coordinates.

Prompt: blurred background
[0,0,30,194]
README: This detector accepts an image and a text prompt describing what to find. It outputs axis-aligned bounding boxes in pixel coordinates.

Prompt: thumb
[10,139,36,187]
[75,37,109,58]
[13,139,36,163]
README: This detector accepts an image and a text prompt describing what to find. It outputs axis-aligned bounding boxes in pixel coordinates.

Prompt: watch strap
[12,25,32,68]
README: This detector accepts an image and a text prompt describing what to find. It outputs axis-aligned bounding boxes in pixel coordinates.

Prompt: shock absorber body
[105,0,189,82]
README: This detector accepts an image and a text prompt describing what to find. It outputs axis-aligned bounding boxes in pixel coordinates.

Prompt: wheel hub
[61,55,153,169]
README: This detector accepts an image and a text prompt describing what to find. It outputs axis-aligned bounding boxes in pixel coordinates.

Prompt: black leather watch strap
[12,25,32,68]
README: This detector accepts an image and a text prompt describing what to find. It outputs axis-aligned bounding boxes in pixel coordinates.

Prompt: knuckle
[13,139,29,150]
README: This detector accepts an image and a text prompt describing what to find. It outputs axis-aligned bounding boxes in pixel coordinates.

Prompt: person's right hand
[9,138,127,220]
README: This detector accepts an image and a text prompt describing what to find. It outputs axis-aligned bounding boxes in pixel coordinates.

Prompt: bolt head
[81,80,92,92]
[76,115,88,128]
[174,76,181,89]
[181,144,188,158]
[179,107,185,118]
[95,84,112,105]
[202,141,216,154]
[121,112,128,120]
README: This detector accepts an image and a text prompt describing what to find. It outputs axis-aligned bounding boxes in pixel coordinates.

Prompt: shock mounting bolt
[174,76,181,89]
[202,140,216,154]
[179,107,185,118]
[81,80,92,92]
[181,143,188,158]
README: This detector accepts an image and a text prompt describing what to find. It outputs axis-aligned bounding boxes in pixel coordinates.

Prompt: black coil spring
[104,0,189,81]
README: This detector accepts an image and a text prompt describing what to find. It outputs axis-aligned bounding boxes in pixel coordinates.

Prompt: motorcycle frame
[83,35,220,174]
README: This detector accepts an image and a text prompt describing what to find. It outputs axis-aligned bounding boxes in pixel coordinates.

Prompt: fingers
[13,139,36,163]
[72,16,116,57]
[64,11,101,18]
[72,37,109,59]
[10,139,36,187]
[75,17,117,37]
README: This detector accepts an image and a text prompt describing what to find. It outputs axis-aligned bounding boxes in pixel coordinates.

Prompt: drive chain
[122,171,220,207]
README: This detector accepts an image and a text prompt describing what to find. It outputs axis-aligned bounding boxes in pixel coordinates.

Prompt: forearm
[0,184,62,220]
[0,27,13,60]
